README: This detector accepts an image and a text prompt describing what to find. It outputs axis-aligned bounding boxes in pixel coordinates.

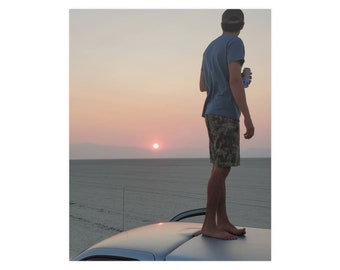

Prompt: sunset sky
[3,1,340,268]
[69,9,271,158]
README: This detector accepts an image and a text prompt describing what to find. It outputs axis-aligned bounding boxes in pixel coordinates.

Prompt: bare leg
[201,166,237,240]
[217,181,246,236]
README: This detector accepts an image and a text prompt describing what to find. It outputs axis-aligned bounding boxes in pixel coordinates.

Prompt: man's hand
[241,71,253,87]
[199,69,207,92]
[243,117,254,139]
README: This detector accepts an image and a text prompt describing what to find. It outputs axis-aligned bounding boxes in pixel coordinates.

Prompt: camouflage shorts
[205,115,240,167]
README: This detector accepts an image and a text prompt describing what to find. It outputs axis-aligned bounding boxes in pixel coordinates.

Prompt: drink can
[242,67,251,88]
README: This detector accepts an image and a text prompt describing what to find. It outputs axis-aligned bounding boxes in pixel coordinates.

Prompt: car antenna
[122,186,125,231]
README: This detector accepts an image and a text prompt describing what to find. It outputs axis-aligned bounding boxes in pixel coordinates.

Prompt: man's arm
[228,61,255,139]
[199,69,207,92]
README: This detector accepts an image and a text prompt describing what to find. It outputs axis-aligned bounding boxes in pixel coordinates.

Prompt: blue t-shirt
[201,34,245,119]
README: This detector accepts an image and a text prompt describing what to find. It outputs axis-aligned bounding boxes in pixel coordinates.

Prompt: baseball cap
[221,9,244,24]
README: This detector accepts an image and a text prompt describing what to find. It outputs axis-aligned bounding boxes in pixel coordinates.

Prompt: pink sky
[69,9,271,158]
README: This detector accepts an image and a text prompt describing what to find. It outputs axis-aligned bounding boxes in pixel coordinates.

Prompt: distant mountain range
[70,143,270,159]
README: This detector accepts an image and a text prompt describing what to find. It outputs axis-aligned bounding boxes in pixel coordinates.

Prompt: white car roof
[167,227,271,261]
[74,222,270,261]
[74,222,201,260]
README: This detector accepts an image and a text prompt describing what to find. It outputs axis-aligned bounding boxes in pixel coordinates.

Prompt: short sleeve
[227,37,245,65]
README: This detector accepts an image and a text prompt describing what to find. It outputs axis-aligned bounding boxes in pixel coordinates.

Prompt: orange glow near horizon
[69,10,271,157]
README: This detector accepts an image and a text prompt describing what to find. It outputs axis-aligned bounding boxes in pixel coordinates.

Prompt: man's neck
[223,31,240,36]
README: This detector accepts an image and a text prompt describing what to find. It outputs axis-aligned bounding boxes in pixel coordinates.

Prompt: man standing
[200,9,255,240]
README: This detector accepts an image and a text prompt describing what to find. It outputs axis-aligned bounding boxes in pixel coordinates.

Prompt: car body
[73,208,271,261]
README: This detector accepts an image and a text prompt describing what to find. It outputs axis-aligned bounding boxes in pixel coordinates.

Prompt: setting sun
[152,143,160,150]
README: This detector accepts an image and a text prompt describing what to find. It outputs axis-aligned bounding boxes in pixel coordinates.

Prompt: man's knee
[213,166,231,178]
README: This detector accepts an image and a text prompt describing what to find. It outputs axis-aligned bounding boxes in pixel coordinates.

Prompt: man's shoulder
[209,34,243,47]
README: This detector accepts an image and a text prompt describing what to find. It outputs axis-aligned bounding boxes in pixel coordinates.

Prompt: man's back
[202,34,245,119]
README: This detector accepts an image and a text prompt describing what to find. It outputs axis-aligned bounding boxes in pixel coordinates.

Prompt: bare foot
[219,223,246,236]
[193,230,202,237]
[202,227,237,240]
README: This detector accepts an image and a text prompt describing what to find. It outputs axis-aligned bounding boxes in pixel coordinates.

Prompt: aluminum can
[242,67,251,88]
